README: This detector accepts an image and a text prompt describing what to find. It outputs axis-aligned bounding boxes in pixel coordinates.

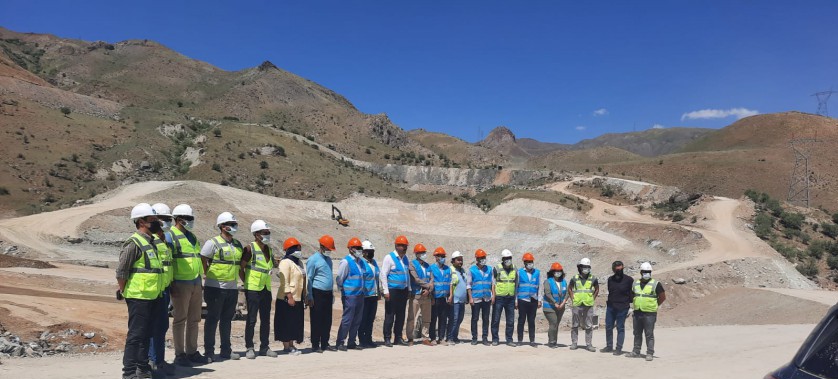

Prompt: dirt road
[0,324,813,379]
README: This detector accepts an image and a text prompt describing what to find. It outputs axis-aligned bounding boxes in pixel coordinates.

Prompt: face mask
[525,263,534,270]
[477,258,486,266]
[554,272,563,279]
[161,220,172,231]
[291,251,302,259]
[613,268,624,277]
[183,220,195,230]
[148,220,163,234]
[418,253,427,261]
[364,251,375,260]
[353,250,363,259]
[260,235,271,244]
[322,250,332,258]
[438,258,446,265]
[502,259,512,267]
[225,225,238,234]
[582,268,591,275]
[642,272,651,280]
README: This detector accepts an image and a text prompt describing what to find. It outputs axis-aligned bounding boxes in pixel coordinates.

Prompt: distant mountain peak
[481,126,517,146]
[258,60,278,71]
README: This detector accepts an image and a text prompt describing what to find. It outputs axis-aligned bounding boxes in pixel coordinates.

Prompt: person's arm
[466,270,473,305]
[336,260,349,292]
[542,279,555,307]
[239,246,251,283]
[593,279,600,300]
[306,256,316,303]
[566,278,575,305]
[514,273,520,309]
[657,282,666,306]
[380,255,391,297]
[115,241,140,293]
[199,240,216,276]
[537,274,544,307]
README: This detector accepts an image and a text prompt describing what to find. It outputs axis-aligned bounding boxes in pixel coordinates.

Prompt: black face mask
[613,268,624,277]
[148,220,163,234]
[363,251,375,260]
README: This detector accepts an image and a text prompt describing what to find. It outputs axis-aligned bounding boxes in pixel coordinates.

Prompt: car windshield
[800,313,838,378]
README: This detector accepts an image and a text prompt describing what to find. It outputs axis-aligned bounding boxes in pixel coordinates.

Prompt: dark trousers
[357,296,378,345]
[337,295,365,346]
[383,288,409,342]
[310,288,333,350]
[123,297,164,377]
[448,303,466,342]
[470,301,491,342]
[148,288,170,364]
[633,312,657,355]
[203,286,238,356]
[605,306,629,350]
[492,296,515,342]
[429,297,450,341]
[244,288,272,351]
[517,299,537,343]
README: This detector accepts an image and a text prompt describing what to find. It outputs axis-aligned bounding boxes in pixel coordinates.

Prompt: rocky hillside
[574,127,713,157]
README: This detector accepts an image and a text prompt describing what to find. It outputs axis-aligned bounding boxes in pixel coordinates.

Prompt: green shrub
[796,258,819,278]
[60,107,71,115]
[259,161,269,169]
[771,242,799,260]
[213,128,221,137]
[833,213,838,224]
[0,187,9,195]
[212,163,222,172]
[827,255,838,270]
[821,223,838,239]
[808,240,831,259]
[780,212,804,230]
[754,212,774,240]
[672,213,685,222]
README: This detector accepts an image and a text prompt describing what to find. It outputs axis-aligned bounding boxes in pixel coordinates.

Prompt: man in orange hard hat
[407,243,434,346]
[307,235,336,353]
[468,249,494,346]
[380,235,412,347]
[336,237,367,350]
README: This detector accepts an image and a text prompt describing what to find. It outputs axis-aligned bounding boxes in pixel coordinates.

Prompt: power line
[812,89,836,117]
[787,137,818,208]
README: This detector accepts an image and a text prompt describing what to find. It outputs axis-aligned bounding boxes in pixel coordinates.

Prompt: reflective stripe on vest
[431,264,451,298]
[387,252,409,290]
[543,278,567,310]
[411,259,430,295]
[495,264,516,297]
[170,227,202,281]
[362,259,379,297]
[632,279,659,313]
[342,256,365,296]
[469,265,493,300]
[572,274,595,307]
[153,235,173,288]
[124,233,163,300]
[206,235,243,282]
[516,268,540,300]
[245,242,274,291]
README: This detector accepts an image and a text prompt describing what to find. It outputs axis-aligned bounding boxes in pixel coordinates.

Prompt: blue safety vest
[411,259,430,295]
[431,264,452,298]
[362,258,379,297]
[342,256,365,297]
[516,268,540,300]
[543,278,567,309]
[469,265,493,300]
[387,252,409,290]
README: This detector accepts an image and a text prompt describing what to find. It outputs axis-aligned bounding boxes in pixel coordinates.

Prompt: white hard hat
[151,203,172,217]
[172,204,194,218]
[501,249,513,258]
[361,240,375,251]
[640,262,653,271]
[579,258,591,266]
[250,220,269,233]
[451,251,463,259]
[130,203,156,221]
[216,211,237,226]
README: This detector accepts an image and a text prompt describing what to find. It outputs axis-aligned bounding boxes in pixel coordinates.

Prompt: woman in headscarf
[274,237,306,355]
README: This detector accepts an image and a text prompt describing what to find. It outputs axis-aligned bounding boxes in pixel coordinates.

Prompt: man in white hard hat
[200,212,244,362]
[491,249,517,346]
[447,251,469,344]
[147,203,175,375]
[568,257,599,352]
[626,262,666,362]
[239,220,278,359]
[169,204,207,366]
[117,203,164,379]
[356,240,380,348]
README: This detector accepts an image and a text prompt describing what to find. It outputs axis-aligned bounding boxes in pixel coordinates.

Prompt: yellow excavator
[332,205,350,227]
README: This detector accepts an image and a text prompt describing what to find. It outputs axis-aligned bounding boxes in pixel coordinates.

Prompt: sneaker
[471,340,479,345]
[586,345,596,352]
[645,354,654,362]
[569,343,578,350]
[491,341,499,346]
[173,354,192,367]
[189,352,209,364]
[284,347,301,356]
[220,352,240,361]
[613,349,624,356]
[625,351,642,358]
[122,374,137,379]
[246,349,257,360]
[259,349,278,358]
[600,346,613,353]
[506,341,517,347]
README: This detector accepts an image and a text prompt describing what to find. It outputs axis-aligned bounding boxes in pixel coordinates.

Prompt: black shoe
[337,345,347,351]
[395,339,408,346]
[347,344,362,350]
[174,354,192,367]
[613,349,624,356]
[198,351,213,364]
[471,340,479,345]
[600,346,614,353]
[506,341,517,347]
[135,371,152,379]
[384,340,393,347]
[324,345,337,352]
[311,348,323,354]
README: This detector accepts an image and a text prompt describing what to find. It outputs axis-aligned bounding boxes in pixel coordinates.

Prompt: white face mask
[161,220,172,230]
[502,260,512,267]
[353,250,363,259]
[323,250,331,258]
[291,251,302,259]
[554,272,563,279]
[226,225,238,234]
[438,258,446,265]
[477,258,486,266]
[418,253,427,261]
[642,273,651,280]
[581,268,591,275]
[260,235,271,244]
[183,220,195,230]
[525,263,534,270]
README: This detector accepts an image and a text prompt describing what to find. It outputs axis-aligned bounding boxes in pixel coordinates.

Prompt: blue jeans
[605,305,629,350]
[491,296,515,342]
[337,295,365,346]
[148,288,170,364]
[448,303,466,342]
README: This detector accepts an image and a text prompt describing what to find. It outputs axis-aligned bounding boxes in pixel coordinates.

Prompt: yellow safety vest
[495,264,517,297]
[154,234,173,288]
[572,274,595,307]
[170,227,202,281]
[245,242,274,291]
[123,232,163,300]
[632,279,659,313]
[206,235,243,282]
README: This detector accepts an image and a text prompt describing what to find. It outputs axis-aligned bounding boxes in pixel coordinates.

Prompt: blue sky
[3,1,837,143]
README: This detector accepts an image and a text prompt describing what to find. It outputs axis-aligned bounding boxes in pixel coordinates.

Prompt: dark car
[765,303,838,379]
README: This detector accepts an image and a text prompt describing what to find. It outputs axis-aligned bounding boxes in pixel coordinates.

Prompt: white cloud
[593,108,609,117]
[652,124,665,129]
[680,107,759,121]
[575,126,587,131]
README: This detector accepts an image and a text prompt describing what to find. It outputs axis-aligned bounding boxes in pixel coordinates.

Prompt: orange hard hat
[413,243,427,254]
[347,237,362,249]
[319,235,336,251]
[522,252,535,262]
[475,249,487,258]
[395,235,409,246]
[550,262,563,271]
[283,237,301,251]
[433,246,446,256]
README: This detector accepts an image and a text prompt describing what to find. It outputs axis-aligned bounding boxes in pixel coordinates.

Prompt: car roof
[793,303,838,368]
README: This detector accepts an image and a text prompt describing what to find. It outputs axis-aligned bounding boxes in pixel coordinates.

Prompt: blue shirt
[306,252,334,299]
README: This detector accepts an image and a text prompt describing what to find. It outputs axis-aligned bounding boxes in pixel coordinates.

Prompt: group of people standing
[118,203,666,379]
